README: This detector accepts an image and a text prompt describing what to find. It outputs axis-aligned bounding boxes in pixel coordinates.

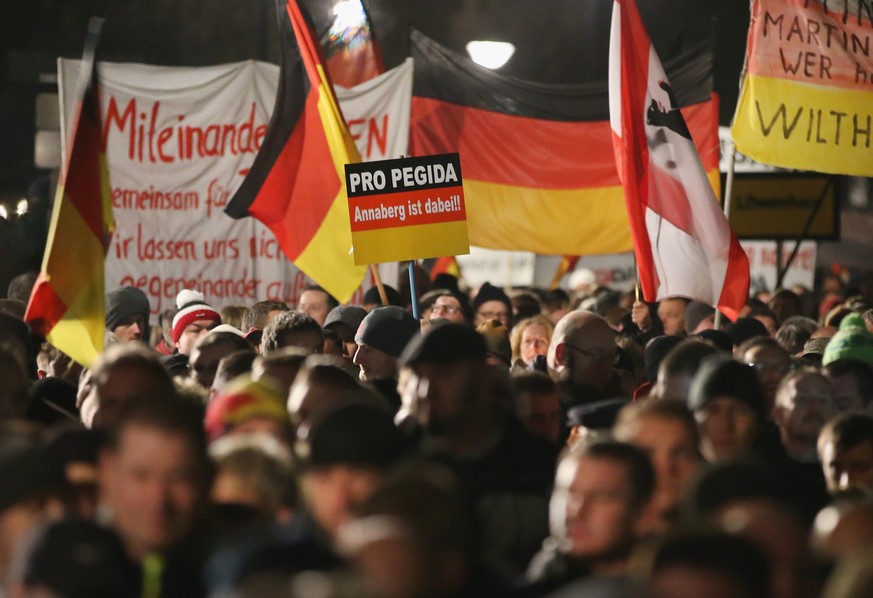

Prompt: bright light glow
[16,199,28,216]
[332,0,366,31]
[466,40,515,70]
[0,206,7,220]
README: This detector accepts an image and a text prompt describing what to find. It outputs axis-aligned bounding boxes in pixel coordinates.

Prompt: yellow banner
[732,0,873,176]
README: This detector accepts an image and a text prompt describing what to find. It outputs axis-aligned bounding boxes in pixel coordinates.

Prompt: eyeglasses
[564,342,619,365]
[747,362,794,376]
[431,303,461,315]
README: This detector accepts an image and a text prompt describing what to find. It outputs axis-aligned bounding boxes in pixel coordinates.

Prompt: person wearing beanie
[822,313,873,367]
[204,375,292,446]
[296,398,401,539]
[171,289,222,356]
[105,286,151,343]
[471,282,513,327]
[353,306,420,413]
[688,355,768,463]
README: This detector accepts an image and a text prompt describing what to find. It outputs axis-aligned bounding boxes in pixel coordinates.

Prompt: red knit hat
[171,289,221,343]
[204,375,289,443]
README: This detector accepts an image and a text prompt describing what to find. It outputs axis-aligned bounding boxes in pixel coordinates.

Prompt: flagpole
[714,139,738,331]
[632,251,640,302]
[408,261,420,319]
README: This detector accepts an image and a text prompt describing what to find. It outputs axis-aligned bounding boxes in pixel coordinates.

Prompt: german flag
[25,18,114,369]
[430,255,461,282]
[409,29,720,256]
[225,0,366,303]
[550,255,580,290]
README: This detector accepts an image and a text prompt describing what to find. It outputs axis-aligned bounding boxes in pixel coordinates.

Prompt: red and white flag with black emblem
[608,0,749,321]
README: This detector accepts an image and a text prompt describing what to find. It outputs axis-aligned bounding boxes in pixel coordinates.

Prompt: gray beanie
[105,287,150,331]
[355,306,419,358]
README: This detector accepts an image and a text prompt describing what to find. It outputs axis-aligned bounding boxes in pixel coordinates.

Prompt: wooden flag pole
[632,251,640,303]
[369,264,389,306]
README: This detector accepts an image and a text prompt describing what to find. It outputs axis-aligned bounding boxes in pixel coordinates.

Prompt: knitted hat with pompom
[171,289,221,343]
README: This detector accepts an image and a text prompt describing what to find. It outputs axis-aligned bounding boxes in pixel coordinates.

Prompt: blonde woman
[510,315,554,371]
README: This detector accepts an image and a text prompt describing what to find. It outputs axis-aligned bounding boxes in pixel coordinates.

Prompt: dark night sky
[0,0,749,198]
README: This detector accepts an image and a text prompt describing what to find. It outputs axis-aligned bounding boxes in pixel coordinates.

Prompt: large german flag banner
[225,0,366,302]
[25,18,114,369]
[410,29,720,256]
[732,0,873,176]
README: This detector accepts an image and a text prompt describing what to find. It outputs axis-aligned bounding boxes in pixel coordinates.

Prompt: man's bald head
[548,311,617,389]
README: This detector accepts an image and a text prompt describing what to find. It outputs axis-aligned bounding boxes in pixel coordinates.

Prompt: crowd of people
[2,266,873,597]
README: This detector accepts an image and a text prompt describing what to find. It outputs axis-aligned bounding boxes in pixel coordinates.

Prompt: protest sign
[732,0,873,176]
[345,153,469,264]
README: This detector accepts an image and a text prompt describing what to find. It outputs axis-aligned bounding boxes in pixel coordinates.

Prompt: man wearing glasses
[426,290,471,326]
[547,311,627,423]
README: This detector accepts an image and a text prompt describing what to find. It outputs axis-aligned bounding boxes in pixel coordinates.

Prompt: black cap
[362,285,402,307]
[693,329,734,353]
[355,306,420,358]
[13,518,140,598]
[688,355,767,420]
[567,398,628,430]
[400,323,486,366]
[0,438,65,513]
[324,305,368,333]
[27,377,79,425]
[302,401,401,469]
[643,335,683,382]
[725,317,769,347]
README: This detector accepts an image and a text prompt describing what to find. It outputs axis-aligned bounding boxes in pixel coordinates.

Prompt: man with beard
[546,312,626,433]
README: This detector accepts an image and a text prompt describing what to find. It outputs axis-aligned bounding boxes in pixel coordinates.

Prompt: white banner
[58,58,412,316]
[541,241,816,297]
[457,247,536,289]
